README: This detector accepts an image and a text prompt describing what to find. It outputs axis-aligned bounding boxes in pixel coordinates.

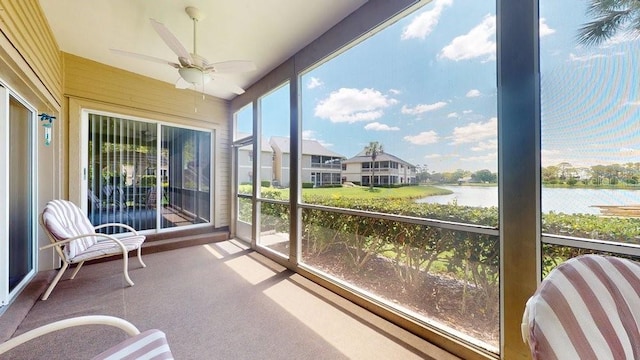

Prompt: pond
[416,185,640,215]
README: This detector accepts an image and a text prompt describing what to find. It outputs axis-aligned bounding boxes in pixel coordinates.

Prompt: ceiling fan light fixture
[179,67,211,85]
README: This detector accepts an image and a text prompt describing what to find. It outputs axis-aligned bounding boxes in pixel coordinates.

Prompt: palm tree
[577,0,640,45]
[364,141,383,190]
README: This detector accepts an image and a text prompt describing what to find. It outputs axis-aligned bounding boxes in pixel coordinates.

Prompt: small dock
[592,205,640,217]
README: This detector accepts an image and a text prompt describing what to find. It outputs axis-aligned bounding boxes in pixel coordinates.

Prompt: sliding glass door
[86,112,212,233]
[0,85,36,306]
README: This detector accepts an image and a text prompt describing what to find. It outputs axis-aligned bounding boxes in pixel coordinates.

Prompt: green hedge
[258,195,640,320]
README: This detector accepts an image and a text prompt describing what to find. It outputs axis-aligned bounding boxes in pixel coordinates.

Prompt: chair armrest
[0,315,140,355]
[39,233,127,253]
[93,222,139,235]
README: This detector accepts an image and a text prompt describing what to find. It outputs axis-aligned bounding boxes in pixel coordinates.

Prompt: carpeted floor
[1,240,459,359]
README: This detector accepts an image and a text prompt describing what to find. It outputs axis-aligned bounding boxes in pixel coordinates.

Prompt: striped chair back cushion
[525,254,640,359]
[42,200,97,258]
[92,329,174,360]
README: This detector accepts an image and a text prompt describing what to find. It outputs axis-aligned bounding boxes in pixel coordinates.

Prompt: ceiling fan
[111,6,256,95]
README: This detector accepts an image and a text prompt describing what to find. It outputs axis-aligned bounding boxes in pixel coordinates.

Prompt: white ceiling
[39,0,367,100]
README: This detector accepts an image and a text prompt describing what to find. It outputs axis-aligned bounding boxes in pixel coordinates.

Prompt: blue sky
[241,0,639,174]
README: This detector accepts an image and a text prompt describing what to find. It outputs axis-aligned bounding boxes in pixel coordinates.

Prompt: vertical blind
[87,114,211,233]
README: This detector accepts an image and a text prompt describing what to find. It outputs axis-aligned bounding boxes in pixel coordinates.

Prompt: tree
[364,141,384,190]
[415,164,430,184]
[472,169,497,183]
[577,0,640,46]
[542,166,560,184]
[558,162,573,180]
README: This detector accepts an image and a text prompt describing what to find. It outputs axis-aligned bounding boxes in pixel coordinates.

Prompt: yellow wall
[0,0,62,106]
[62,53,231,231]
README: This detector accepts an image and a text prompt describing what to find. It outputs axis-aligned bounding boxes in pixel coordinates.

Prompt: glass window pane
[257,83,290,255]
[261,83,289,188]
[234,103,253,140]
[8,96,33,291]
[300,1,498,223]
[259,200,289,257]
[301,207,499,351]
[542,243,640,277]
[87,114,158,232]
[540,0,640,245]
[296,1,498,352]
[161,125,211,229]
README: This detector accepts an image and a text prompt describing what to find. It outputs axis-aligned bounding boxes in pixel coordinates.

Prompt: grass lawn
[305,185,451,199]
[253,184,453,200]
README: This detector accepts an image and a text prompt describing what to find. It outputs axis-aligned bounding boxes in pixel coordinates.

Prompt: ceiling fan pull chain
[192,14,198,56]
[201,73,206,101]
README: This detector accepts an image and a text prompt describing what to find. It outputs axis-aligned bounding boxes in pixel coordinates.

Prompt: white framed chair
[522,254,640,359]
[39,199,146,300]
[0,315,173,359]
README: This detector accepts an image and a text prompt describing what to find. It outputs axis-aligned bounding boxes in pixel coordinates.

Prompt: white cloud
[569,52,607,62]
[364,122,400,131]
[389,88,401,95]
[401,101,447,115]
[404,131,439,145]
[602,33,637,46]
[447,112,459,118]
[539,18,555,37]
[424,153,442,159]
[301,130,333,147]
[471,139,497,151]
[439,14,496,62]
[450,117,497,145]
[307,77,323,89]
[463,110,473,114]
[314,88,398,123]
[461,152,497,163]
[466,89,481,98]
[302,130,316,139]
[401,0,453,40]
[541,149,563,167]
[618,147,640,156]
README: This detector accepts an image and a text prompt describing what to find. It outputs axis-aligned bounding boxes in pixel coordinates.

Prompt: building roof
[269,136,345,158]
[343,149,415,168]
[237,132,273,152]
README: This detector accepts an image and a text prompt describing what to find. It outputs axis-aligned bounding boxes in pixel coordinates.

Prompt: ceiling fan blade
[110,49,181,68]
[209,76,246,95]
[149,18,192,65]
[208,60,257,74]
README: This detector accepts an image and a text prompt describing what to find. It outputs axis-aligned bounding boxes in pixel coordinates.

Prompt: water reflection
[417,185,640,215]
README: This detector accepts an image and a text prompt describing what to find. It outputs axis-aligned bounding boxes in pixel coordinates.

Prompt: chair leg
[137,247,146,268]
[122,253,134,287]
[70,261,85,280]
[42,262,68,301]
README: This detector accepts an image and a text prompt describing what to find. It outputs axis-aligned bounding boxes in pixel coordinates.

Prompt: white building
[342,150,417,186]
[270,136,344,187]
[236,134,274,185]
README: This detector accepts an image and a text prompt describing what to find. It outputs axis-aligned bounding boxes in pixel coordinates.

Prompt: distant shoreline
[428,183,640,191]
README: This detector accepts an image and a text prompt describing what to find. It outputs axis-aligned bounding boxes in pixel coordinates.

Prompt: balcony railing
[310,163,342,169]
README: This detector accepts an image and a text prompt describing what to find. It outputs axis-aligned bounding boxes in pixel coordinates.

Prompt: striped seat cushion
[70,235,146,263]
[524,255,640,359]
[92,329,173,360]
